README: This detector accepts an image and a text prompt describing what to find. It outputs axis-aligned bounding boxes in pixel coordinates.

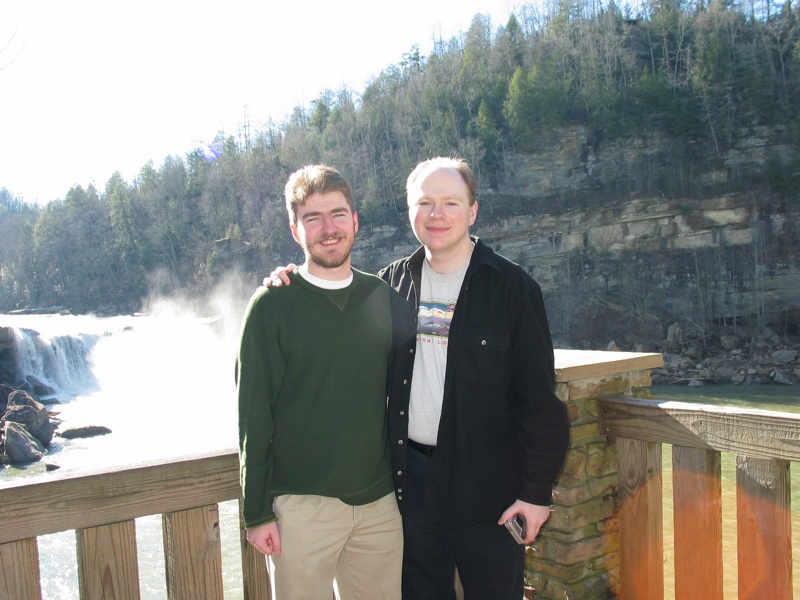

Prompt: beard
[305,233,354,269]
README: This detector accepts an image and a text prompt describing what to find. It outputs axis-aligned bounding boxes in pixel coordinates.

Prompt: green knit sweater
[237,269,394,528]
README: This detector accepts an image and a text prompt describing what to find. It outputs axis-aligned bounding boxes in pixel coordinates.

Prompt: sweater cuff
[245,515,277,530]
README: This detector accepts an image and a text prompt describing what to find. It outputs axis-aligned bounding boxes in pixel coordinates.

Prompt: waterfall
[10,325,99,396]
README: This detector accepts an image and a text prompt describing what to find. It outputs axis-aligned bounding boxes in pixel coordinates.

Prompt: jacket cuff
[520,483,555,507]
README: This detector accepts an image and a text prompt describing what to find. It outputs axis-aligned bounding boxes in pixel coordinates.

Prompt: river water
[1,313,798,598]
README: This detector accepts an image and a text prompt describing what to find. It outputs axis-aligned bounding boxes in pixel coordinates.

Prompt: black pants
[401,447,524,600]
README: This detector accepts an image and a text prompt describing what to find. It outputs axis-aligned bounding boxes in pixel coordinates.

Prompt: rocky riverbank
[1,385,112,468]
[625,323,799,387]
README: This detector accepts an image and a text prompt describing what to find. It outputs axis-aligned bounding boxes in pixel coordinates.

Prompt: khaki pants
[270,492,403,600]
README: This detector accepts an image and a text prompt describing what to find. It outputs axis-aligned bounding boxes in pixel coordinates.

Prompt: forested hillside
[2,0,799,340]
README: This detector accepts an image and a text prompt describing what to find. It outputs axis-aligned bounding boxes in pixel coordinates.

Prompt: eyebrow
[301,207,350,218]
[415,195,464,202]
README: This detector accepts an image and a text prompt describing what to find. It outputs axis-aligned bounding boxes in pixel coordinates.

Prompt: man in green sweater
[236,165,404,599]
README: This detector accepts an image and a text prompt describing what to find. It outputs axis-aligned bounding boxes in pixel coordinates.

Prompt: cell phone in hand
[504,514,527,544]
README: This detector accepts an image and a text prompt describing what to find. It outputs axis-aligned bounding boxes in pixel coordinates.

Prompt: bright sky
[0,0,519,205]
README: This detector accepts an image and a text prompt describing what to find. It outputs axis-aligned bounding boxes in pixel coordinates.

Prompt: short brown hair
[406,157,477,205]
[285,165,354,225]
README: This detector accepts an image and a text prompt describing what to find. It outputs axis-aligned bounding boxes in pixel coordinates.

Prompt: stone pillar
[526,350,662,600]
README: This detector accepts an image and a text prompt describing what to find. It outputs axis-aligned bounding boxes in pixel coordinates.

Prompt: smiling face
[290,191,359,279]
[407,166,478,264]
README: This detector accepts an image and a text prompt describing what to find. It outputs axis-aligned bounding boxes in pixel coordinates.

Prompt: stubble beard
[306,234,354,270]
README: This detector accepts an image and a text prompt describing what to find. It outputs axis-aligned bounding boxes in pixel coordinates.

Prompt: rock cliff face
[351,126,799,379]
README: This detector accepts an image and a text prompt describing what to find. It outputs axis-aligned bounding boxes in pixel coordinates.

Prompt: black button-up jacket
[380,238,570,530]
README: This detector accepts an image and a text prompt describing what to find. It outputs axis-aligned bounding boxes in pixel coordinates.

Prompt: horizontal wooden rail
[600,397,798,600]
[0,448,241,545]
[0,448,271,600]
[599,397,800,461]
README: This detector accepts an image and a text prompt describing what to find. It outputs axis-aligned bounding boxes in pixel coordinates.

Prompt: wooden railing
[600,397,799,600]
[4,350,796,599]
[0,449,269,600]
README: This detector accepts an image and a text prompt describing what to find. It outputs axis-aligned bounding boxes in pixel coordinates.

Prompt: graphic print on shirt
[417,299,456,345]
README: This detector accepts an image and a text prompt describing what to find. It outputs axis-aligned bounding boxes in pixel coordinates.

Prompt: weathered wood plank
[672,446,723,600]
[238,498,271,600]
[76,520,141,600]
[617,438,664,600]
[0,538,41,600]
[0,449,240,545]
[736,456,792,600]
[554,350,663,382]
[163,505,224,600]
[600,398,800,461]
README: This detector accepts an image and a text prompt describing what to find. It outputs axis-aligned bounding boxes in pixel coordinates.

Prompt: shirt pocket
[457,327,510,383]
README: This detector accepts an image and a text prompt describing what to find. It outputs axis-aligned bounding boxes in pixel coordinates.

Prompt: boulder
[58,425,112,439]
[771,350,798,365]
[634,341,659,353]
[3,390,55,446]
[0,383,16,411]
[710,366,737,383]
[666,322,682,345]
[23,374,57,398]
[684,344,704,360]
[664,353,694,370]
[0,326,18,384]
[0,326,14,353]
[720,334,738,351]
[2,421,46,463]
[772,370,798,385]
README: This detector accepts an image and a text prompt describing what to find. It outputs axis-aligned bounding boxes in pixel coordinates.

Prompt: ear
[290,223,301,244]
[353,211,359,235]
[469,201,478,226]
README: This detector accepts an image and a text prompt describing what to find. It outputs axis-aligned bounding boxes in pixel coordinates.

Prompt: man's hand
[246,521,282,555]
[261,263,298,288]
[499,500,551,544]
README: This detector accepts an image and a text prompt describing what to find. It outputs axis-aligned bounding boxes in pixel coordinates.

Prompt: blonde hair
[406,157,477,205]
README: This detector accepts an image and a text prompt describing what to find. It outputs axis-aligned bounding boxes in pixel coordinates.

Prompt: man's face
[407,166,477,255]
[291,191,358,275]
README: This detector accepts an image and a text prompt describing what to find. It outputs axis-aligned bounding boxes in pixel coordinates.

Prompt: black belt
[408,439,436,457]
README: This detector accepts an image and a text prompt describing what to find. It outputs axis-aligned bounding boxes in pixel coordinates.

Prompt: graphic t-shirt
[408,259,469,445]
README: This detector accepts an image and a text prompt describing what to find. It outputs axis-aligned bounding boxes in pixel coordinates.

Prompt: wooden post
[0,538,41,600]
[523,350,662,599]
[238,498,271,600]
[76,520,141,599]
[163,505,224,600]
[618,437,663,600]
[736,456,792,600]
[672,446,722,600]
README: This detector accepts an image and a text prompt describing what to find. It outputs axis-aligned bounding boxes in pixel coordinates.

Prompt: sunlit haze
[0,0,518,205]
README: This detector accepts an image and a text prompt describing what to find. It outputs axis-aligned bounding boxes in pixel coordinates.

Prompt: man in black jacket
[379,157,569,600]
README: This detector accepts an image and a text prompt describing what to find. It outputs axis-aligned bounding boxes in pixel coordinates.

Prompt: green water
[653,383,800,413]
[653,384,800,600]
